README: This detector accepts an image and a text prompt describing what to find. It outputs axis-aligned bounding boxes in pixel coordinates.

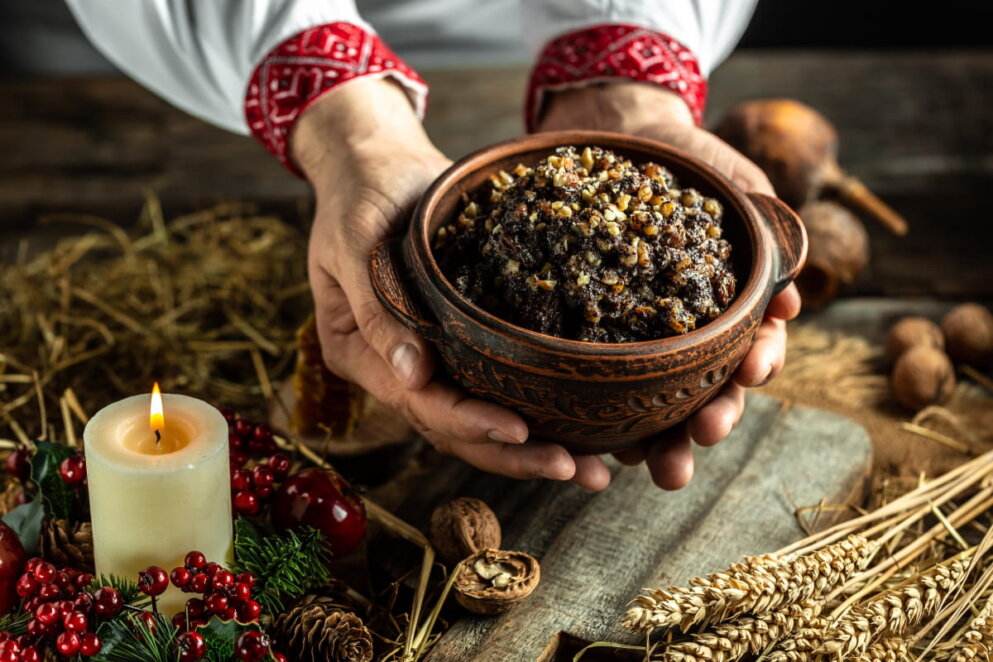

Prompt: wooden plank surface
[1,51,992,296]
[388,393,872,662]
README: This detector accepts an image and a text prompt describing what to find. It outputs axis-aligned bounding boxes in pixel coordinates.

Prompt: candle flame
[150,382,164,432]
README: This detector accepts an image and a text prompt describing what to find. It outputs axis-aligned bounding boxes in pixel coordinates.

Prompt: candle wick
[154,429,161,444]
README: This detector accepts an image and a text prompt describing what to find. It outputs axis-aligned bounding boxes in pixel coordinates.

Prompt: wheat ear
[947,597,993,662]
[852,637,910,662]
[625,534,876,632]
[656,601,823,662]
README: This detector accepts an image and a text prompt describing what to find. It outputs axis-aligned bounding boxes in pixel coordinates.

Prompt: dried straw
[1,198,311,437]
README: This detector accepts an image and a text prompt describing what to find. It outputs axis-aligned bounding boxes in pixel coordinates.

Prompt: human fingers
[438,438,577,482]
[733,317,788,388]
[687,383,746,447]
[571,454,612,491]
[767,283,802,320]
[645,424,694,490]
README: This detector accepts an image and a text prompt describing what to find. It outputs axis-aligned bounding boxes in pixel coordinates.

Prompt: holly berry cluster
[220,410,293,518]
[164,551,262,629]
[11,558,105,659]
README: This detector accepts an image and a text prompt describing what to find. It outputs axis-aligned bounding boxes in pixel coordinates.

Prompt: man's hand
[292,78,612,490]
[537,82,802,490]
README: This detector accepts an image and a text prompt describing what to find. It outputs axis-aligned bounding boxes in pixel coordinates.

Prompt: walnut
[428,497,501,566]
[891,346,956,412]
[453,548,540,615]
[885,316,944,365]
[941,303,993,366]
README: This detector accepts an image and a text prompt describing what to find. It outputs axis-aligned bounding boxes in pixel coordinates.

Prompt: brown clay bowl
[369,131,807,454]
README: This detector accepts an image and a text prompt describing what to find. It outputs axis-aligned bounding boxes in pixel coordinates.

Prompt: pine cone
[39,519,95,574]
[273,595,373,662]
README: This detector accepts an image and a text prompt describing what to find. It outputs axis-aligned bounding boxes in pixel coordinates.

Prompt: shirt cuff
[526,23,707,132]
[245,22,427,176]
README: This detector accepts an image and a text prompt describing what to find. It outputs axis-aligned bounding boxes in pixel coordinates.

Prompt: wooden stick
[822,162,909,236]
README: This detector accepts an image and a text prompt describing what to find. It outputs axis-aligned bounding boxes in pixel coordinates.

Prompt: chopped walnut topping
[433,145,736,342]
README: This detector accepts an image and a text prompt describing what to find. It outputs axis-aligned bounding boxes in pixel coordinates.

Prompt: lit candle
[83,384,233,616]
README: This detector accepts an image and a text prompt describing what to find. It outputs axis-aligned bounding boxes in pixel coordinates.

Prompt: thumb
[347,252,437,390]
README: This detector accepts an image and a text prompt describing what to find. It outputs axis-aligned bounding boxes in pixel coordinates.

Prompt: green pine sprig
[90,611,178,662]
[0,610,30,636]
[232,518,332,614]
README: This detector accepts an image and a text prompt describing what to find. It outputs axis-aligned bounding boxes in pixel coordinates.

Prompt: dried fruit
[453,548,540,615]
[795,202,869,309]
[891,345,955,412]
[429,497,501,566]
[941,303,993,366]
[884,316,944,365]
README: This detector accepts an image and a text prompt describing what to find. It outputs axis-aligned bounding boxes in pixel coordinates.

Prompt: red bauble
[271,469,367,556]
[0,522,26,614]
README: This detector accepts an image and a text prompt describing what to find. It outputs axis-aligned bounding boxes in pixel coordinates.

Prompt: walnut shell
[885,316,944,365]
[794,201,869,309]
[453,548,540,616]
[941,303,993,366]
[891,346,956,412]
[429,497,501,566]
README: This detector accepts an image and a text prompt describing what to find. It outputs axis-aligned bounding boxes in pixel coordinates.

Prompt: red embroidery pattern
[526,24,707,131]
[245,23,427,174]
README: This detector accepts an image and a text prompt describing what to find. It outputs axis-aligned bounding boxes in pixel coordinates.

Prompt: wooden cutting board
[396,394,871,662]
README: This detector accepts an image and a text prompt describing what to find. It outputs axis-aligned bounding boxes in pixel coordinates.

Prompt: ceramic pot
[369,131,807,454]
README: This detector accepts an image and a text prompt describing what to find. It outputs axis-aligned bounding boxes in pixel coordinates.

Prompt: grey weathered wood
[412,394,871,661]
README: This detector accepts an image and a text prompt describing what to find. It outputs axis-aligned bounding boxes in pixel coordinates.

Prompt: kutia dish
[370,131,807,454]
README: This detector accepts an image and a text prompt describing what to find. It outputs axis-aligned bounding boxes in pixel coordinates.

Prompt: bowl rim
[409,130,774,357]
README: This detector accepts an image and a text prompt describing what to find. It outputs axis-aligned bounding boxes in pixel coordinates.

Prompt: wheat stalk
[770,553,972,661]
[624,534,876,632]
[947,597,993,662]
[656,602,823,662]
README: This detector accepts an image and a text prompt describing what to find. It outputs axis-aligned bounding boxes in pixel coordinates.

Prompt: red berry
[220,605,238,621]
[172,612,189,631]
[63,610,88,632]
[24,559,41,573]
[205,593,228,614]
[176,631,207,662]
[211,570,234,592]
[37,584,60,601]
[254,485,272,500]
[59,455,86,485]
[233,418,253,438]
[15,574,38,598]
[171,566,193,589]
[185,597,205,618]
[231,582,251,601]
[267,453,291,480]
[94,587,122,616]
[229,432,244,451]
[230,469,252,491]
[271,468,368,556]
[138,566,169,596]
[31,562,55,585]
[22,597,40,613]
[5,448,31,482]
[230,451,249,469]
[237,599,261,622]
[73,593,94,612]
[185,551,207,570]
[234,630,270,662]
[13,491,29,506]
[190,572,209,593]
[79,632,102,657]
[219,407,235,423]
[56,631,82,656]
[251,465,274,490]
[138,611,158,633]
[75,572,94,589]
[235,573,256,589]
[20,646,40,662]
[272,655,287,662]
[233,490,260,516]
[0,641,17,662]
[25,620,42,637]
[202,562,221,578]
[33,603,58,625]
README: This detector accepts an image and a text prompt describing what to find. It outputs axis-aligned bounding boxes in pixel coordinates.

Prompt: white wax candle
[83,393,233,616]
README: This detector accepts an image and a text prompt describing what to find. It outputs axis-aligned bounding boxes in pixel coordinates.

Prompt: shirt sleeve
[65,0,427,174]
[522,0,757,129]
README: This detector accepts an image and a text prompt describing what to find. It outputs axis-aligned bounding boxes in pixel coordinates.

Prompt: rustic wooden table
[2,50,991,660]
